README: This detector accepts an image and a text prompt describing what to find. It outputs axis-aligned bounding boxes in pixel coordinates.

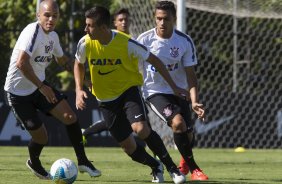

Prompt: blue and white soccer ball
[50,158,78,184]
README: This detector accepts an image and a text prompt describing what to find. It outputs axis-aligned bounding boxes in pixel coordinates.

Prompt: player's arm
[185,66,205,121]
[74,36,89,110]
[146,53,189,98]
[56,55,73,72]
[74,60,88,110]
[16,50,57,103]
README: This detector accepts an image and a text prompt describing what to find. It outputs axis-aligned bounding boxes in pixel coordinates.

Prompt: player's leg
[82,119,107,137]
[48,99,101,177]
[108,110,164,183]
[159,95,208,180]
[124,87,185,184]
[5,91,50,179]
[35,85,100,177]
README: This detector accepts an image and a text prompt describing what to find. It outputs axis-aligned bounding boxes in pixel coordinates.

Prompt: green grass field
[0,146,282,184]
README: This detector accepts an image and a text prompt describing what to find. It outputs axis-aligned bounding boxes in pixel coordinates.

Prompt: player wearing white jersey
[4,0,100,180]
[137,1,208,181]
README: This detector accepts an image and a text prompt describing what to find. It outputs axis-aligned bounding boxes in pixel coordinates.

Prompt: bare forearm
[189,87,198,104]
[186,66,199,103]
[74,61,85,91]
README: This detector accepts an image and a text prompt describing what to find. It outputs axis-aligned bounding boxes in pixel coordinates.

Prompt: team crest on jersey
[170,47,179,58]
[163,106,172,117]
[45,41,54,54]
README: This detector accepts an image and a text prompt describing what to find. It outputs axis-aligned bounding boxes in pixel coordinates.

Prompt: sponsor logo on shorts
[163,107,172,117]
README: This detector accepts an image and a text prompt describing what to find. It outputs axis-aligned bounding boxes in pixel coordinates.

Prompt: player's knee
[171,119,186,132]
[132,122,150,139]
[62,112,77,124]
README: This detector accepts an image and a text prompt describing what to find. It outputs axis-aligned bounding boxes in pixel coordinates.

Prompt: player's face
[155,9,176,38]
[37,2,59,33]
[84,18,103,40]
[114,13,130,34]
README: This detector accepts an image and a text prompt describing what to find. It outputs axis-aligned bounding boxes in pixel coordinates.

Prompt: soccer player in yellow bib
[81,8,146,148]
[74,5,187,184]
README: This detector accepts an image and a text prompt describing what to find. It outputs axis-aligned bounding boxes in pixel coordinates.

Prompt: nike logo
[134,114,143,118]
[194,115,234,134]
[98,69,116,75]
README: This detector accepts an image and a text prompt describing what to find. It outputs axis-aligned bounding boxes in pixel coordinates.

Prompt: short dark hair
[155,1,176,17]
[85,6,111,27]
[113,8,130,20]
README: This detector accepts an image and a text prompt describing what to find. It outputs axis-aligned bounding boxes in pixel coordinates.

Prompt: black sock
[129,144,159,169]
[65,122,87,161]
[28,140,44,165]
[174,132,199,171]
[144,130,176,171]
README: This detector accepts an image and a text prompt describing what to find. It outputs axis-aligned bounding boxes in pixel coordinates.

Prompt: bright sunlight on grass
[0,147,282,184]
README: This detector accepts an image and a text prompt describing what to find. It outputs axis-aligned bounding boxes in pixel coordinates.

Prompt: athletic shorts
[99,86,147,142]
[146,93,193,133]
[5,81,66,130]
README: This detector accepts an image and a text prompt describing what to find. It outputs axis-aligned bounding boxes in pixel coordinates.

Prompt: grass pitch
[0,146,282,184]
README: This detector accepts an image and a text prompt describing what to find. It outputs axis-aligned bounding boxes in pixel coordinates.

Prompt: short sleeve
[182,36,198,67]
[75,36,87,64]
[128,38,150,61]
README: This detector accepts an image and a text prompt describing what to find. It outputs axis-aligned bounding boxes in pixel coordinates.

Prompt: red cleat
[178,157,189,175]
[190,169,208,181]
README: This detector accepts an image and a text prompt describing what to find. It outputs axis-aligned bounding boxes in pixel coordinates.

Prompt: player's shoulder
[76,34,88,50]
[113,29,131,38]
[21,22,40,35]
[78,34,88,44]
[137,28,155,42]
[174,29,194,42]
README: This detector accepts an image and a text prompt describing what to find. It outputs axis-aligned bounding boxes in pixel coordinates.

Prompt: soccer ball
[50,158,78,184]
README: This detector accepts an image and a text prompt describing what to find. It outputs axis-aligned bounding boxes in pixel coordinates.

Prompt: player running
[4,0,100,179]
[137,0,208,181]
[74,5,186,184]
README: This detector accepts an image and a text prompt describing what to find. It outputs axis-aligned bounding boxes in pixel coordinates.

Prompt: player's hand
[192,102,205,122]
[39,84,58,104]
[75,90,88,110]
[173,87,190,100]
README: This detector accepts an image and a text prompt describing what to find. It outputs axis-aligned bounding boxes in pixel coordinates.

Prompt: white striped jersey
[137,28,198,99]
[4,22,63,96]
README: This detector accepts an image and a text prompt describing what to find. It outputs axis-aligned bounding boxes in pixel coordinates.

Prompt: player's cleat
[178,157,189,175]
[26,159,51,180]
[78,159,101,177]
[151,161,164,183]
[190,168,208,181]
[169,167,186,184]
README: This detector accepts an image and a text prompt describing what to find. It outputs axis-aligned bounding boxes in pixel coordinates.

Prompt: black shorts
[5,82,66,130]
[99,86,147,142]
[146,93,193,132]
